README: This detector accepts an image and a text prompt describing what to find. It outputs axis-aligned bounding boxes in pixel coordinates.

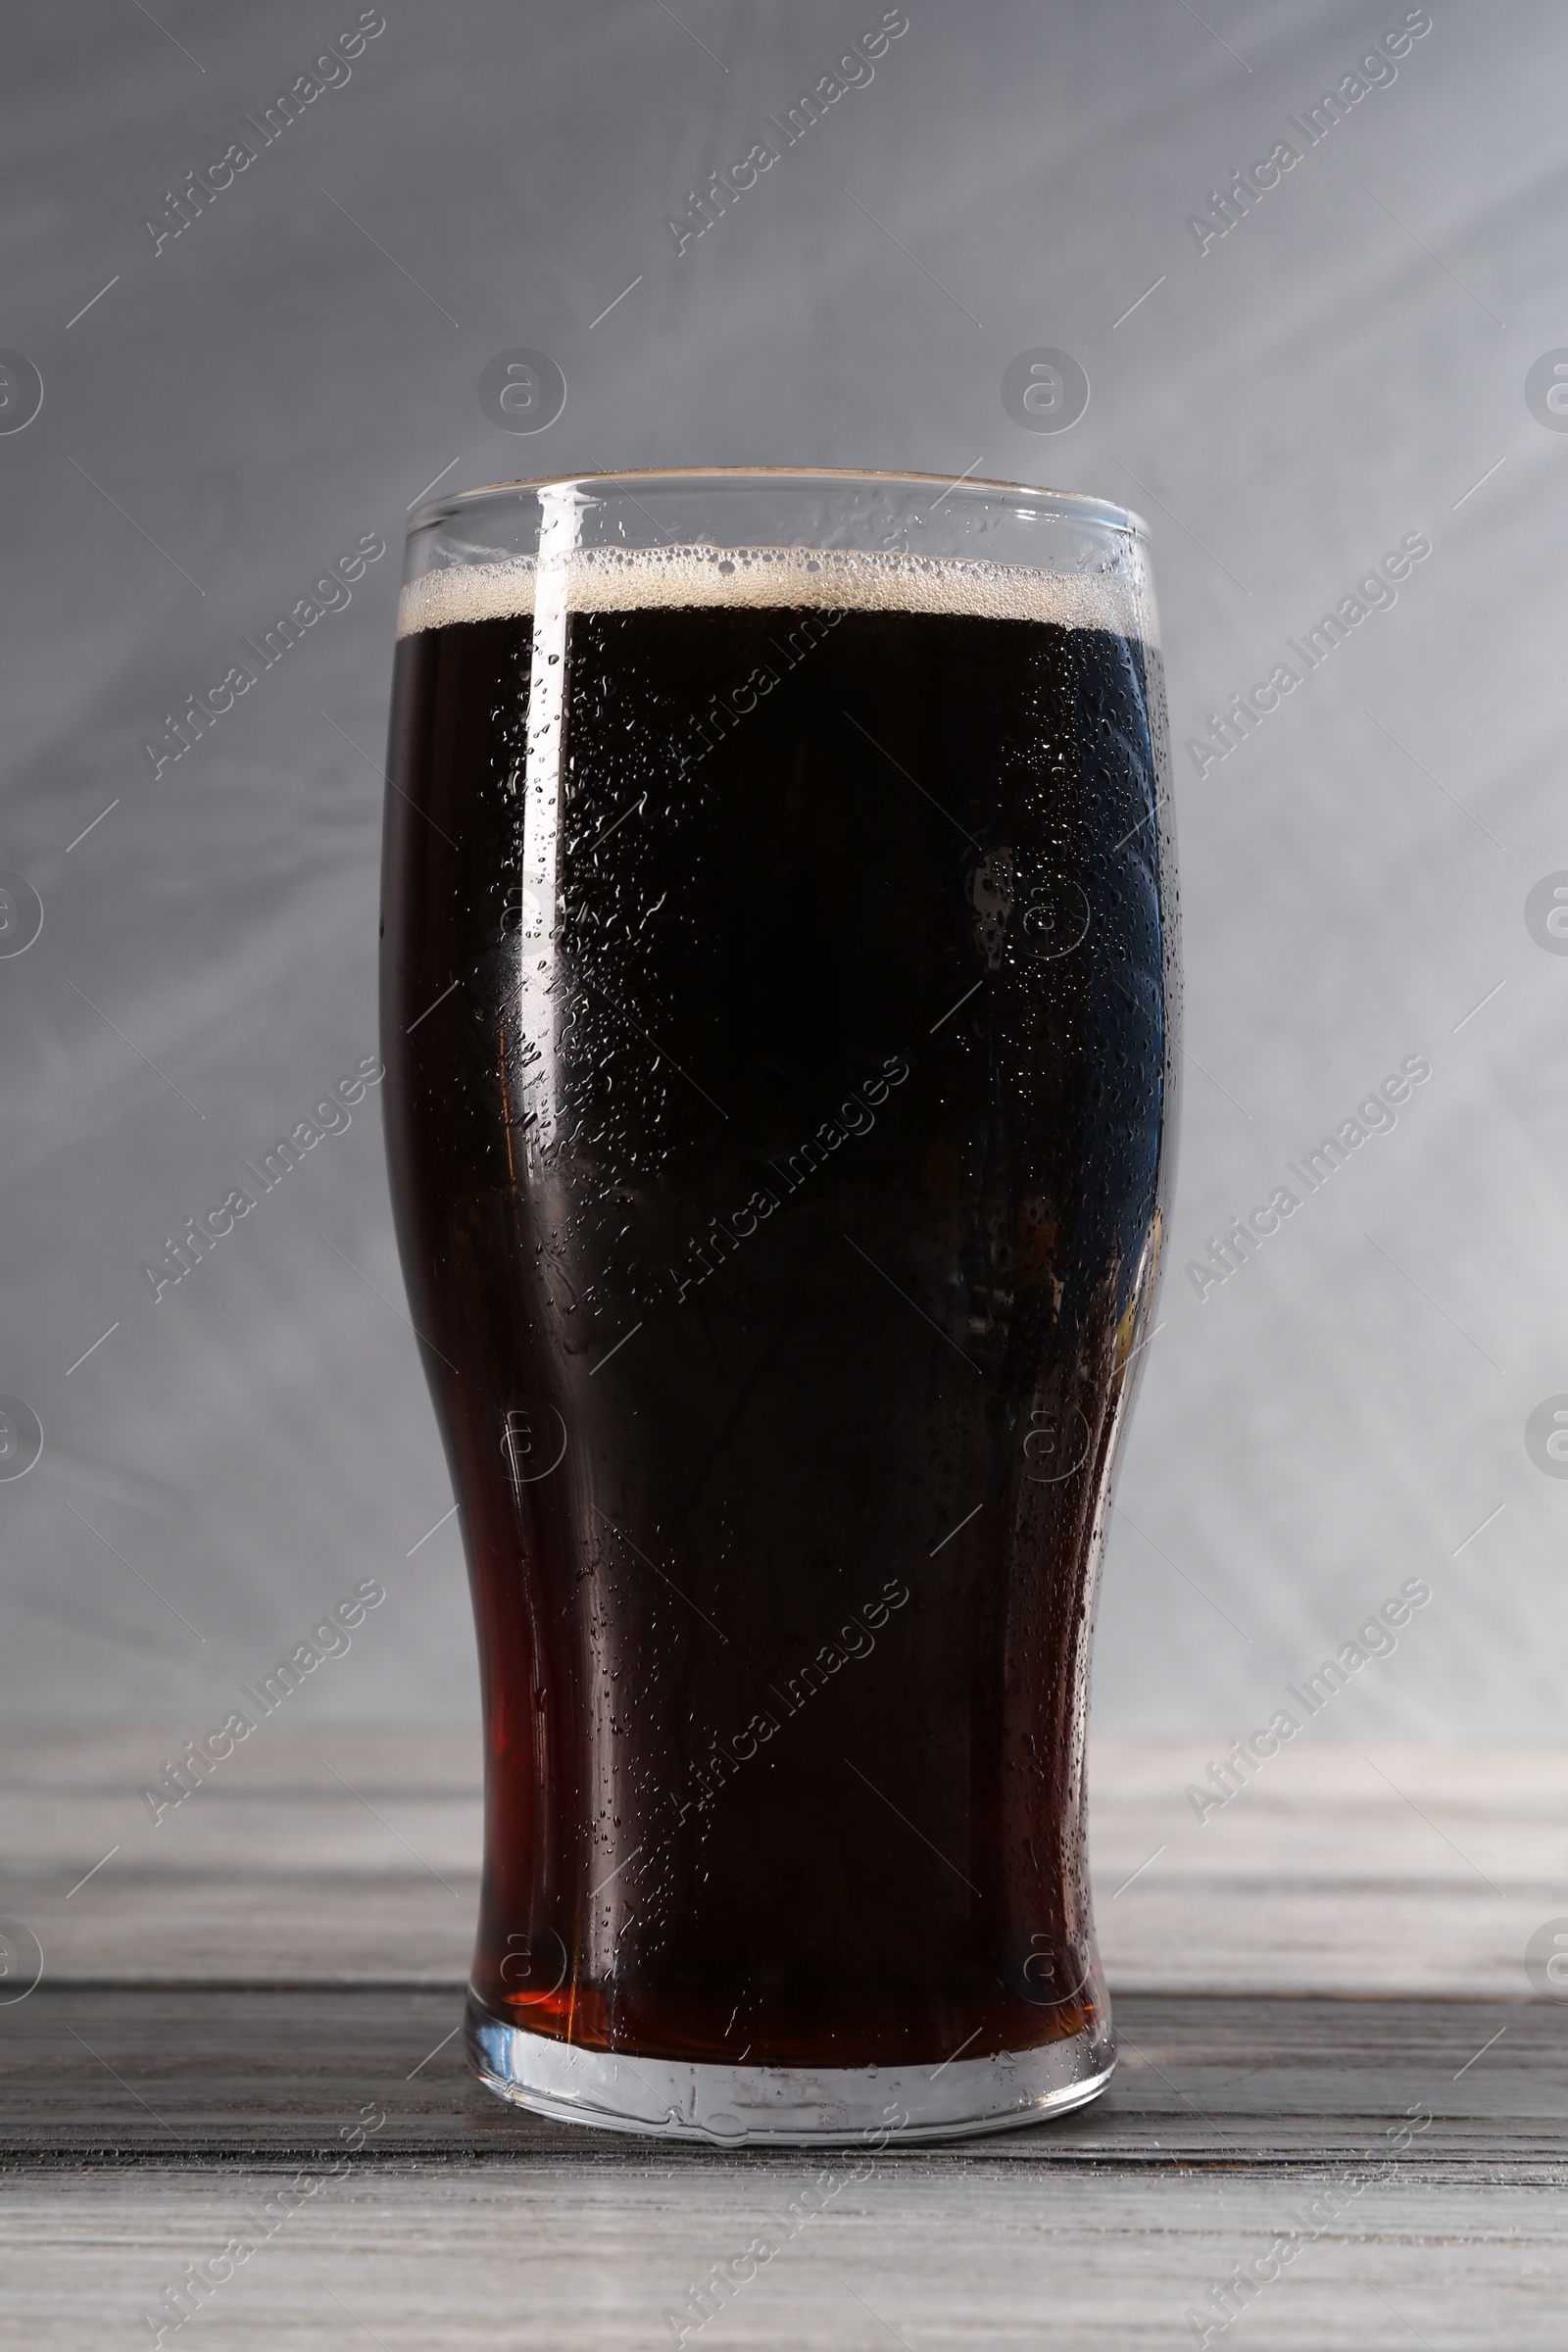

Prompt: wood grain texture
[1,1735,1563,2348]
[1,1986,1561,2172]
[3,1730,1559,1990]
[4,2161,1566,2349]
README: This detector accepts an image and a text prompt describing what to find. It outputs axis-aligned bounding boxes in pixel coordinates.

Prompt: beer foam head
[397,543,1154,644]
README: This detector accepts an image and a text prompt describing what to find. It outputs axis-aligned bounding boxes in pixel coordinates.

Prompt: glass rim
[406,466,1148,545]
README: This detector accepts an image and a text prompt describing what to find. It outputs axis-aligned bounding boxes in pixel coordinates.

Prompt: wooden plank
[2,1987,1561,2172]
[3,2160,1566,2349]
[2,1732,1560,1993]
[1087,1738,1568,1997]
[0,1736,1562,2345]
[0,1725,481,1984]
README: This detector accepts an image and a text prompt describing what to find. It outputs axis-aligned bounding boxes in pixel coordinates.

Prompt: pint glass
[381,470,1178,2142]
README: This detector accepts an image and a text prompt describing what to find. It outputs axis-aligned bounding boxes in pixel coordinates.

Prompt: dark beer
[381,540,1175,2106]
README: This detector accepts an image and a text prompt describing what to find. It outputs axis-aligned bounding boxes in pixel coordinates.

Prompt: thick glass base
[465,1995,1116,2146]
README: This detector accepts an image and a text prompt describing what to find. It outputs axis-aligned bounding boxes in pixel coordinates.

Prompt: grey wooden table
[2,1730,1564,2347]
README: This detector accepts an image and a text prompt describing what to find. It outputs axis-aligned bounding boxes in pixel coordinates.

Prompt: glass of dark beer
[381,470,1177,2143]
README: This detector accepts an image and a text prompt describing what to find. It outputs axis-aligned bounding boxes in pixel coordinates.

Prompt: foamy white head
[397,543,1154,645]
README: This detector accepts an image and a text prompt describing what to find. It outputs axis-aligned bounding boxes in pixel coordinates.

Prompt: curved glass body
[380,469,1179,2142]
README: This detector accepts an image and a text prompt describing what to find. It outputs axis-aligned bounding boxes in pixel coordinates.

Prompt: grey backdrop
[3,0,1562,1739]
